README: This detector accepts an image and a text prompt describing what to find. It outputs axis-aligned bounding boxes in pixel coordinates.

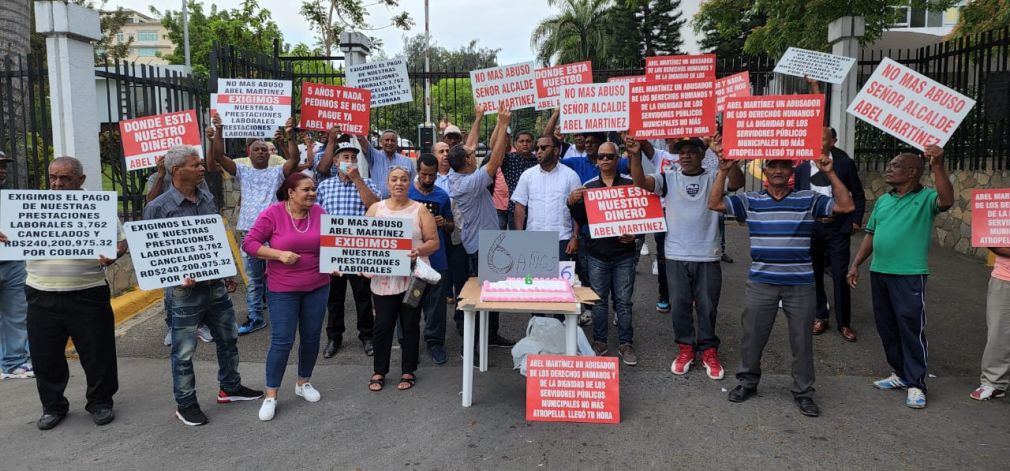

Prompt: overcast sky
[107,0,703,64]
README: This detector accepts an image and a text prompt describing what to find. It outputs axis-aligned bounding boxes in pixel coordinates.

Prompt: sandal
[368,374,385,392]
[397,373,416,391]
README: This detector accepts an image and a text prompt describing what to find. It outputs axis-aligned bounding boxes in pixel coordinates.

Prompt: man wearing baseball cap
[442,125,463,148]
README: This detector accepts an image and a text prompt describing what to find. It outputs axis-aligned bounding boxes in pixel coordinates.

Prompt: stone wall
[859,166,1008,261]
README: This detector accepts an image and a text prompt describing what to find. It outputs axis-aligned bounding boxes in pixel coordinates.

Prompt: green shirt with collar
[865,185,944,275]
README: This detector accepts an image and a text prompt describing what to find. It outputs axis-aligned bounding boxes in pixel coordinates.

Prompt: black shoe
[488,334,515,348]
[795,396,820,417]
[175,404,208,426]
[90,407,115,426]
[217,384,263,403]
[323,338,341,359]
[362,339,375,356]
[728,385,757,403]
[37,412,66,430]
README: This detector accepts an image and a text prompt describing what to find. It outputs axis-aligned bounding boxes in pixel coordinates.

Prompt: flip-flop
[397,373,416,391]
[368,374,385,392]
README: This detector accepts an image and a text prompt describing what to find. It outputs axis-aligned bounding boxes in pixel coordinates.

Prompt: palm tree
[530,0,618,67]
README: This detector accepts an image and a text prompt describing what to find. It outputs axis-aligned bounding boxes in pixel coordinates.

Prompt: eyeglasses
[536,145,554,151]
[596,153,618,161]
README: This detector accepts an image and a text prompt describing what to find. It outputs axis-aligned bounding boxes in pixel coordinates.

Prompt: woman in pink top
[242,173,330,421]
[367,166,439,392]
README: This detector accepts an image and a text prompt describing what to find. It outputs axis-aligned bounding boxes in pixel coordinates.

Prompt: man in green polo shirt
[847,144,954,409]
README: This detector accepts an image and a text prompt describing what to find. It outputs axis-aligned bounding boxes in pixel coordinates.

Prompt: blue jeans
[0,261,29,373]
[422,269,449,347]
[238,231,267,324]
[587,254,636,344]
[265,284,329,389]
[169,280,242,407]
[667,260,722,350]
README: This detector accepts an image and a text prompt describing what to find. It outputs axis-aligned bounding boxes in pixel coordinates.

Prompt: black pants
[654,232,669,302]
[871,272,929,391]
[372,293,420,376]
[25,285,118,415]
[810,222,852,327]
[326,274,373,341]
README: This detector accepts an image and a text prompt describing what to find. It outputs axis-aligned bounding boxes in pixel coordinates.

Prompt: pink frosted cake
[480,277,577,303]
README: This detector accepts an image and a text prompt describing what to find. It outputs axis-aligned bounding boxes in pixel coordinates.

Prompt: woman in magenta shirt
[242,173,330,421]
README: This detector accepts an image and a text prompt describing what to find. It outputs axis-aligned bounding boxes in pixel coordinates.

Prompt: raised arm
[815,152,854,214]
[465,105,485,149]
[146,155,168,203]
[315,126,342,175]
[925,144,954,211]
[280,117,299,177]
[708,163,731,213]
[543,108,560,139]
[711,135,744,191]
[210,112,237,176]
[356,134,375,166]
[483,103,512,179]
[625,136,656,193]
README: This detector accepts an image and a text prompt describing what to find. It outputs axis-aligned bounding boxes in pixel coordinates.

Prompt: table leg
[462,309,475,407]
[565,313,578,355]
[479,310,489,372]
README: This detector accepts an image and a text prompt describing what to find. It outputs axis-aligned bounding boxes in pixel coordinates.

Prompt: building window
[135,48,158,57]
[138,31,158,42]
[116,32,124,43]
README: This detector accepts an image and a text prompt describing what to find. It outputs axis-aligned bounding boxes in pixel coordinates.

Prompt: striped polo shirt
[725,190,834,286]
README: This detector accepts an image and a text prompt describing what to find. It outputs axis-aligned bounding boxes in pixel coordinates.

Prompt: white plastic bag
[511,317,566,376]
[572,319,596,357]
[412,258,442,284]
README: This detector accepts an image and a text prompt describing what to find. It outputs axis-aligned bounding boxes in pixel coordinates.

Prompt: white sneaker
[164,329,172,347]
[2,362,34,379]
[196,325,214,343]
[295,382,321,402]
[651,260,659,276]
[906,387,926,409]
[258,398,276,421]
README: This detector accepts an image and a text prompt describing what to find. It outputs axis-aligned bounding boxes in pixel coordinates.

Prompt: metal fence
[0,53,51,192]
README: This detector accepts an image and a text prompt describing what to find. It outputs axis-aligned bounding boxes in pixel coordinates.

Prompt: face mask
[339,162,356,174]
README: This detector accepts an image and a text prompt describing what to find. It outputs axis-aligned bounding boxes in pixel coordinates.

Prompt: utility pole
[423,0,431,126]
[182,0,191,69]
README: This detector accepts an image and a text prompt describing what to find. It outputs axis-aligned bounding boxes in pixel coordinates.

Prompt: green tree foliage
[693,0,958,57]
[530,0,618,67]
[400,34,499,71]
[29,0,132,65]
[152,0,285,78]
[634,0,685,57]
[948,0,1010,40]
[300,0,413,56]
[693,0,764,57]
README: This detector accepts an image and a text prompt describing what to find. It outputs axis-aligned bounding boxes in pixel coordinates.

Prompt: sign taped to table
[773,47,856,85]
[715,71,751,113]
[215,79,291,138]
[478,230,559,282]
[535,61,593,110]
[584,186,666,239]
[526,355,620,424]
[645,54,716,81]
[847,57,976,150]
[723,94,825,160]
[124,215,236,290]
[559,83,630,133]
[299,83,371,135]
[346,57,413,107]
[320,215,413,276]
[119,110,203,171]
[470,61,537,113]
[971,189,1010,247]
[629,79,716,139]
[0,190,119,260]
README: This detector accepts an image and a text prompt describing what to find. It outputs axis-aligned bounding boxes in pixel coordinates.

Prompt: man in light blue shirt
[356,130,415,198]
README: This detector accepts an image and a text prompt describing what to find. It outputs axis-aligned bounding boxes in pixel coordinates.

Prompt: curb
[66,288,162,356]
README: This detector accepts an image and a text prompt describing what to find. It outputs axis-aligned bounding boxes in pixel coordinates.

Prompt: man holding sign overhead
[847,145,954,409]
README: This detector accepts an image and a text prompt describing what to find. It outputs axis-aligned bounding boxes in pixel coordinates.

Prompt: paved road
[1,226,1007,470]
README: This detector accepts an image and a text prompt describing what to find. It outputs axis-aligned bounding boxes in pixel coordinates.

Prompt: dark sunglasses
[596,153,619,161]
[536,144,554,151]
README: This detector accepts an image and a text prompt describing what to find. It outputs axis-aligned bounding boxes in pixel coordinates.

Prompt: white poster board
[846,57,976,150]
[559,83,631,133]
[319,215,413,276]
[215,79,292,138]
[0,190,118,260]
[125,215,237,290]
[773,47,856,85]
[469,61,537,113]
[346,57,413,107]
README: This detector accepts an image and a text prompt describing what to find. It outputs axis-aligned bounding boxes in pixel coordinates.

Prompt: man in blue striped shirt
[709,155,854,417]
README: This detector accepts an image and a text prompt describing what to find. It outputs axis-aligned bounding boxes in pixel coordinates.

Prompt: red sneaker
[670,344,694,375]
[702,348,724,380]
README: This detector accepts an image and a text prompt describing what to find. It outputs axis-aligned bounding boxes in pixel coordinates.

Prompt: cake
[480,277,577,303]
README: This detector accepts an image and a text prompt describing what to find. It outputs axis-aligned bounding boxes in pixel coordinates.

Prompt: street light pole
[423,0,431,126]
[182,0,191,69]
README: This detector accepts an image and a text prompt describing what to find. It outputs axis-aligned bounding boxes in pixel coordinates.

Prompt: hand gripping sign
[119,110,203,171]
[722,94,825,160]
[773,47,856,85]
[299,83,372,135]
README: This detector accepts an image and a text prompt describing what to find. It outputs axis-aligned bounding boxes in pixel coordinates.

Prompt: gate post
[828,16,864,154]
[34,1,102,189]
[340,32,371,67]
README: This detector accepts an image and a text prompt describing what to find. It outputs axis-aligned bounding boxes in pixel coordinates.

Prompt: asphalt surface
[1,225,1007,470]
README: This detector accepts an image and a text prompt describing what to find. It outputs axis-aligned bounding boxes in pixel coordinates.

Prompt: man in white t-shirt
[209,112,300,335]
[512,134,583,261]
[628,136,744,380]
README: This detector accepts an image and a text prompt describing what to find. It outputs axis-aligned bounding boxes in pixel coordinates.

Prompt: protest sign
[972,189,1010,247]
[299,83,371,135]
[535,61,593,110]
[470,61,537,113]
[847,57,976,151]
[346,57,413,107]
[773,47,856,85]
[119,110,203,171]
[645,54,716,81]
[558,83,630,133]
[723,94,825,160]
[526,355,619,424]
[607,75,646,84]
[584,186,666,239]
[478,230,559,282]
[124,215,236,290]
[320,215,412,276]
[215,79,291,138]
[0,190,118,260]
[629,79,716,140]
[715,71,751,113]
